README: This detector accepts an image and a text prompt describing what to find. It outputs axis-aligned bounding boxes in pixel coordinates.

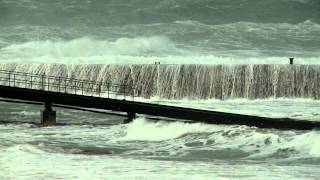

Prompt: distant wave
[0,36,179,58]
[0,35,320,64]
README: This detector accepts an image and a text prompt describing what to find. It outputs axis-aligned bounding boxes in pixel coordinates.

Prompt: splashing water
[1,63,320,100]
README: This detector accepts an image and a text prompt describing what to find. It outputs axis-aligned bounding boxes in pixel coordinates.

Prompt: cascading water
[1,63,320,100]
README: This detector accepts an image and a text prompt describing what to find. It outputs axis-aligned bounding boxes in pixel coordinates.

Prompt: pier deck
[0,70,319,130]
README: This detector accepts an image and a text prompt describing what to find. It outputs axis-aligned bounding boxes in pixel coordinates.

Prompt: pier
[0,69,319,130]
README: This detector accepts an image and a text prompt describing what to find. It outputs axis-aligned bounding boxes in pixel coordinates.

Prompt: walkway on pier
[0,69,319,130]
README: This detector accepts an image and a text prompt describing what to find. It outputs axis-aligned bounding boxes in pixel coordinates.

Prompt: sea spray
[1,63,320,99]
[119,117,214,141]
[0,36,179,58]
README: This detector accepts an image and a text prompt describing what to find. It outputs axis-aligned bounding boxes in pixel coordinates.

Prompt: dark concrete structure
[41,102,56,126]
[290,57,294,64]
[124,111,136,123]
[0,85,320,130]
[41,109,56,126]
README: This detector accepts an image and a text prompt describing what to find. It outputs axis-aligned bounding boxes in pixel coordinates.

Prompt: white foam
[10,110,39,116]
[1,53,319,64]
[1,144,45,155]
[0,36,178,59]
[2,143,301,180]
[119,118,216,141]
[246,130,320,158]
[1,36,319,64]
[290,131,320,157]
[118,117,320,158]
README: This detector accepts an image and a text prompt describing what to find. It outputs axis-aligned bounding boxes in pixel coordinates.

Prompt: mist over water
[1,0,320,179]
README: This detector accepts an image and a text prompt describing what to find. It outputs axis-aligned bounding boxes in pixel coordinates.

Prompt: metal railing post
[24,73,27,88]
[107,83,110,98]
[98,82,102,97]
[41,74,45,90]
[65,79,67,93]
[91,83,93,96]
[123,85,126,100]
[0,70,134,101]
[8,71,11,86]
[132,86,134,101]
[13,73,16,87]
[58,77,61,92]
[81,81,84,95]
[74,80,77,94]
[30,76,33,89]
[48,77,50,91]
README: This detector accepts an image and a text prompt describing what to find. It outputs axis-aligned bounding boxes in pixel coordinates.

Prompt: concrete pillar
[41,102,56,126]
[124,111,136,123]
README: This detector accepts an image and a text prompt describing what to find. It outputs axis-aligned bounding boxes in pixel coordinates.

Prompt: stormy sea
[0,0,320,179]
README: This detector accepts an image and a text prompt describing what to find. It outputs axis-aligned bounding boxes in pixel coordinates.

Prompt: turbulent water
[1,0,320,179]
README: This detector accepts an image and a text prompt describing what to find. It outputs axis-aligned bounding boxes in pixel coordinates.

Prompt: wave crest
[1,36,178,58]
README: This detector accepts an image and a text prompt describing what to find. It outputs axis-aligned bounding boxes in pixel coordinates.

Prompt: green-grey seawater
[1,0,320,179]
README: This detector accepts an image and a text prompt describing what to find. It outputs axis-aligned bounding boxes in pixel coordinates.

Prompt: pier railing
[0,70,135,100]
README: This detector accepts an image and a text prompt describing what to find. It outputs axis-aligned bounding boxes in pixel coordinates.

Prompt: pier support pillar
[41,102,56,126]
[124,111,136,123]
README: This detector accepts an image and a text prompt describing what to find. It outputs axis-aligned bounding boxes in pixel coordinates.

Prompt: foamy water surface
[1,99,320,179]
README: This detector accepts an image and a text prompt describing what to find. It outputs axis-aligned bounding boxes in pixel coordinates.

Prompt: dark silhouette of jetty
[0,69,319,130]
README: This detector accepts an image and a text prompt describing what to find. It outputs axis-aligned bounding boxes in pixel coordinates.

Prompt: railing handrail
[0,69,136,100]
[0,69,127,87]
